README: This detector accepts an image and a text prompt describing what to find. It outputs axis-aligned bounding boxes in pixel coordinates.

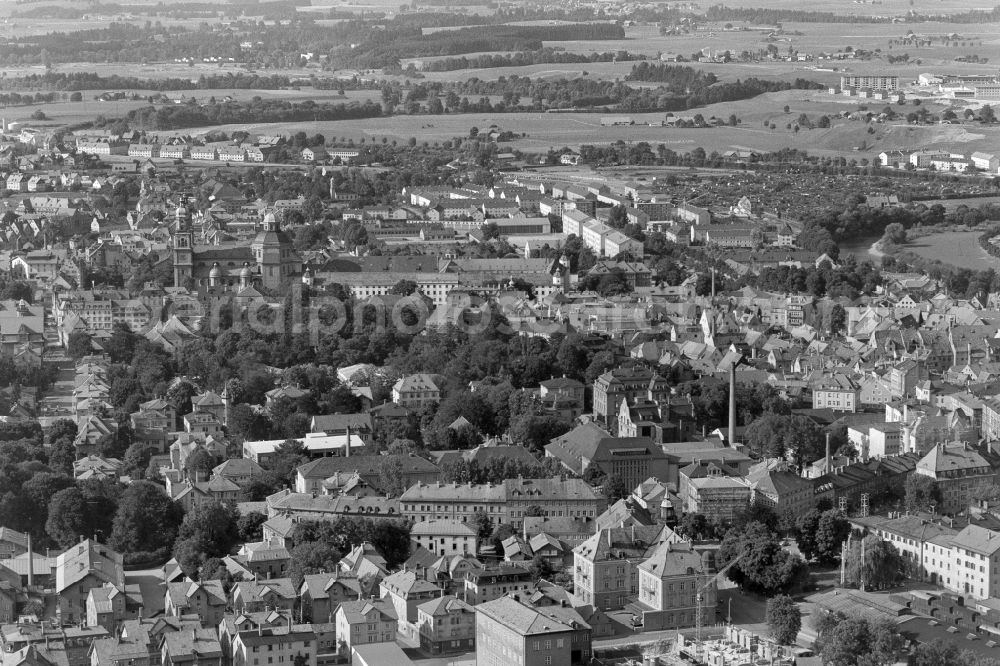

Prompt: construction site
[679,627,803,666]
[604,626,809,666]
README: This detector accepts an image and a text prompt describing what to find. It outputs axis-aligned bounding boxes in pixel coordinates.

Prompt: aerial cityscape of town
[3,0,1000,665]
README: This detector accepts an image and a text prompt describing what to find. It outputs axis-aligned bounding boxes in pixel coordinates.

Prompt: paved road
[38,351,75,427]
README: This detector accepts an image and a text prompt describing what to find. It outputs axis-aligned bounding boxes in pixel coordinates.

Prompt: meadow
[140,89,1000,160]
[0,87,381,128]
[402,18,1000,89]
[897,230,1000,270]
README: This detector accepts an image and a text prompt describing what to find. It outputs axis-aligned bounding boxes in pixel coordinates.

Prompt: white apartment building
[854,515,1000,601]
[410,520,479,556]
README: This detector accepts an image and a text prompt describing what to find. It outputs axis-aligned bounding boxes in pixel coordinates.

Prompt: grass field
[400,19,1000,89]
[0,62,344,81]
[142,89,1000,159]
[0,87,382,127]
[899,230,1000,270]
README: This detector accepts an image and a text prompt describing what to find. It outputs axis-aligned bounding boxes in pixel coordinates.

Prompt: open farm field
[553,21,1000,65]
[0,62,333,82]
[0,15,223,37]
[693,0,999,15]
[304,0,474,14]
[899,230,1000,270]
[0,87,381,128]
[404,20,1000,88]
[146,90,1000,159]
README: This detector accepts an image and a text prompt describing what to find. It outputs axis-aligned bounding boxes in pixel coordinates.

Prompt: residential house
[161,628,222,666]
[333,599,397,656]
[299,573,366,625]
[410,520,479,557]
[229,622,323,666]
[230,579,297,614]
[464,565,532,605]
[415,595,476,655]
[54,540,125,625]
[0,527,29,559]
[379,570,441,638]
[392,374,441,409]
[165,580,228,628]
[236,539,290,580]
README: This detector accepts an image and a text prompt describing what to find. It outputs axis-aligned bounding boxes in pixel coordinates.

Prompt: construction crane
[693,553,744,662]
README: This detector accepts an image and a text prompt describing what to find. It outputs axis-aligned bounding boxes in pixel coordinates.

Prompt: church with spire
[171,203,301,292]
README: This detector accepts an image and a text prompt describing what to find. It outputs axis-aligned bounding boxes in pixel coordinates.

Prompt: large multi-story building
[410,520,479,557]
[545,423,674,491]
[465,565,533,605]
[812,375,859,412]
[853,514,1000,601]
[840,75,898,90]
[54,290,153,346]
[230,623,322,666]
[475,596,577,666]
[592,367,670,428]
[635,541,717,631]
[400,478,605,528]
[914,442,999,513]
[745,462,816,520]
[573,525,683,611]
[680,465,751,524]
[172,207,301,291]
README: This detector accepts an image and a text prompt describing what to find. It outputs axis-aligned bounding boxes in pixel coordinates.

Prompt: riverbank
[838,236,884,262]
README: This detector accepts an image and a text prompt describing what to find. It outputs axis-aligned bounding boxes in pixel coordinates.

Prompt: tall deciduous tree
[794,509,821,561]
[110,481,183,556]
[845,534,902,591]
[67,332,93,359]
[46,487,90,548]
[813,510,850,564]
[766,595,801,645]
[905,474,940,512]
[173,501,240,578]
[719,521,808,595]
[818,615,903,666]
[121,443,154,480]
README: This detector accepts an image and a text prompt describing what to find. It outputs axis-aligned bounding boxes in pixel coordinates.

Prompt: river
[837,236,881,263]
